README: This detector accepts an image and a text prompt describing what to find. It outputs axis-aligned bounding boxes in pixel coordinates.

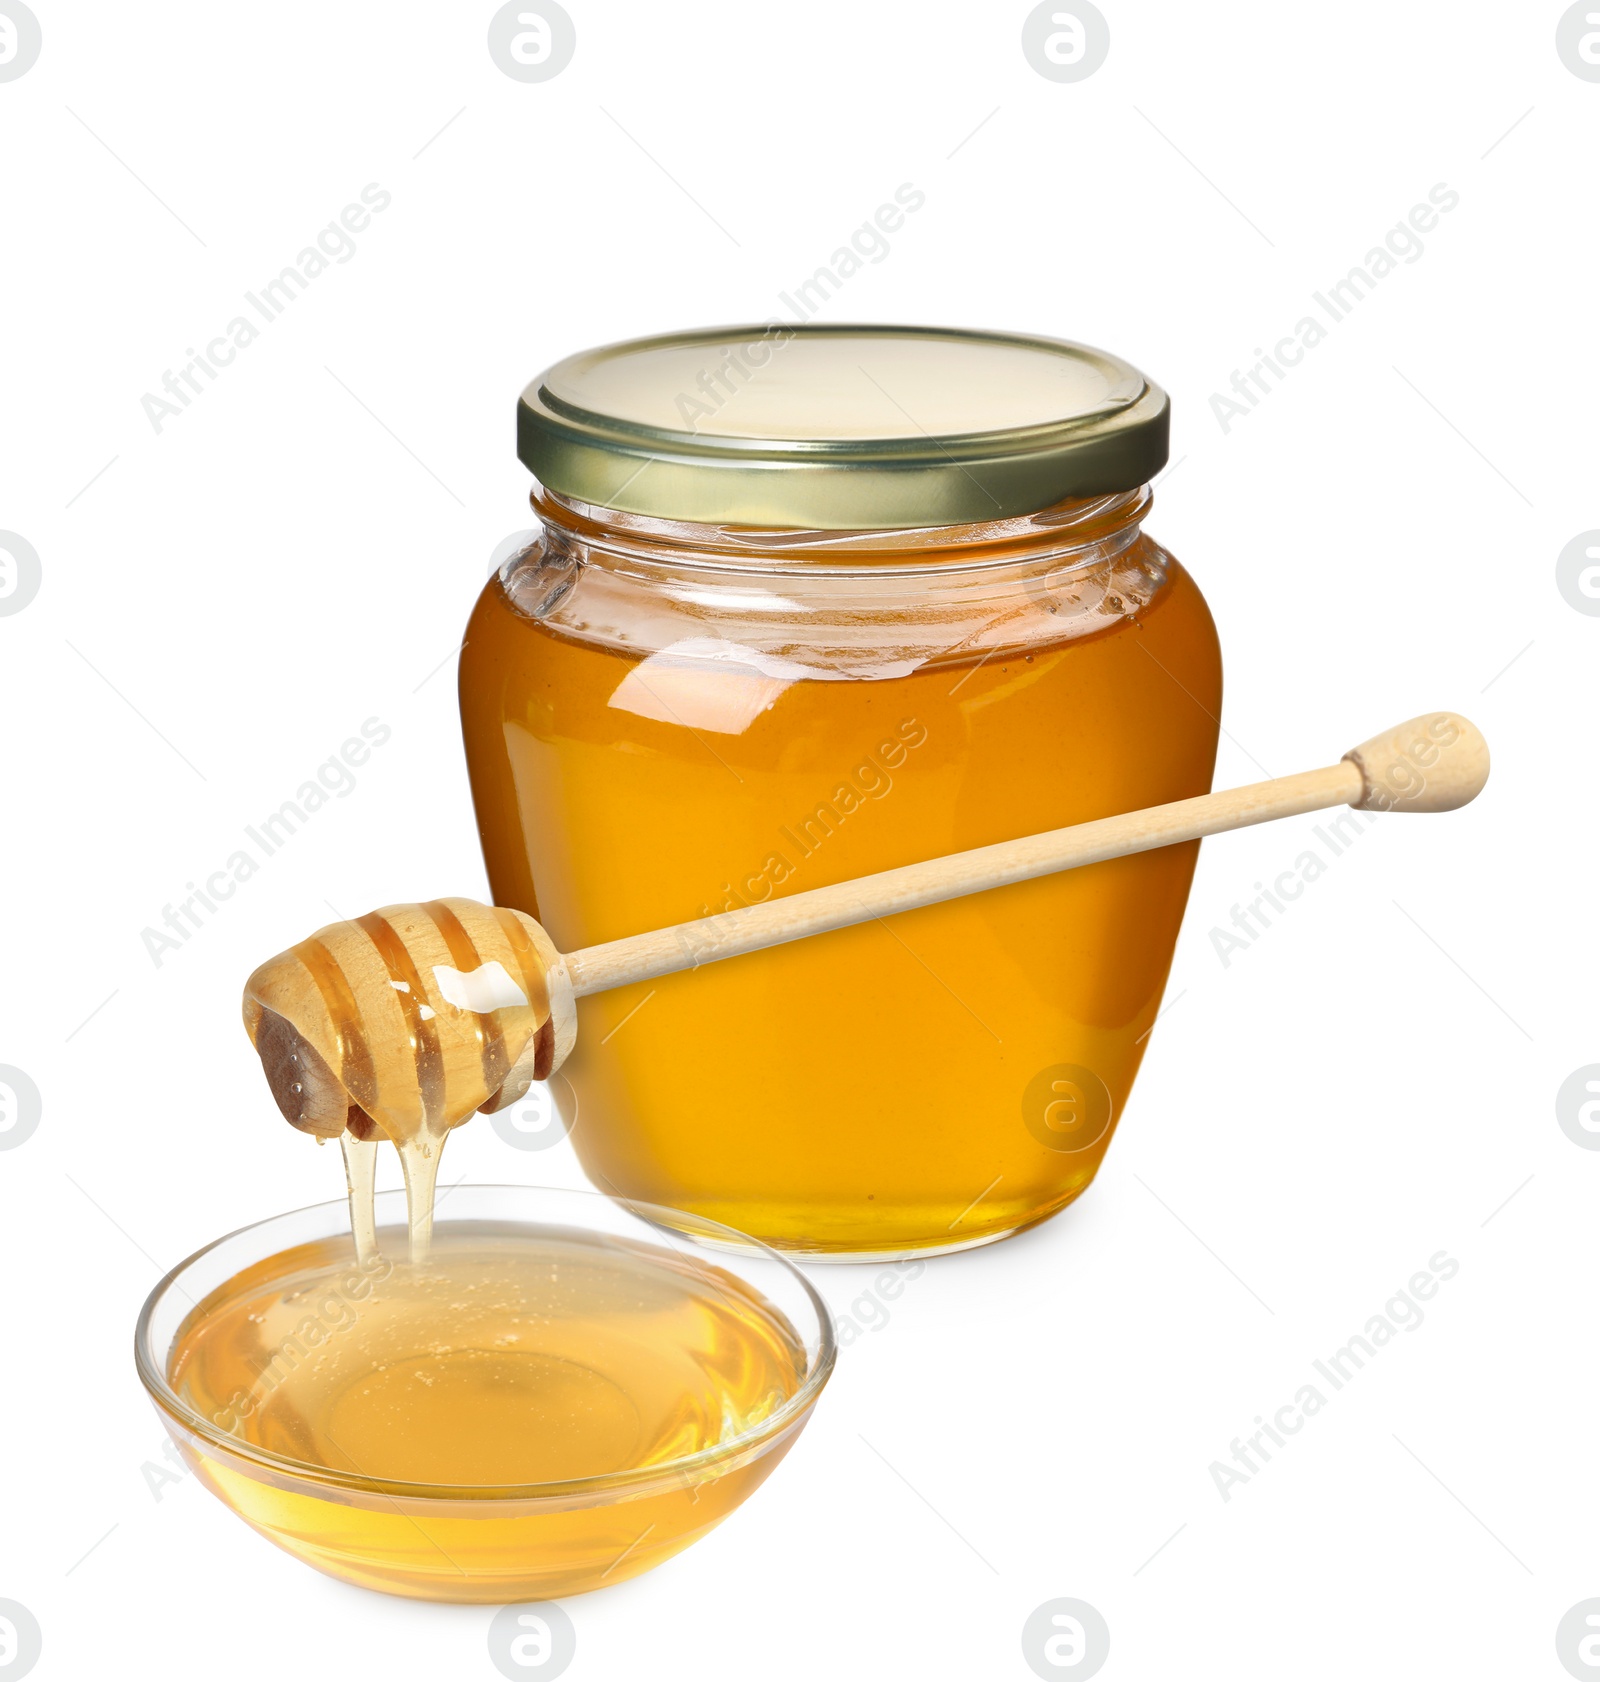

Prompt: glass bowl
[134,1186,835,1602]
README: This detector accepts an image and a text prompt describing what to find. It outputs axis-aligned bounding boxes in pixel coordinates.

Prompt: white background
[2,3,1596,1678]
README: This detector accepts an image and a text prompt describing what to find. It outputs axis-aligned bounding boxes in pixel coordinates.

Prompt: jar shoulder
[465,529,1211,683]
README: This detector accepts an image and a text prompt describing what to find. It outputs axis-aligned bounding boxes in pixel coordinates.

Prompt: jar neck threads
[530,486,1153,578]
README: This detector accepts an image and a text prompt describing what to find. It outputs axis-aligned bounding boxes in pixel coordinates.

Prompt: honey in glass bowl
[136,1187,834,1602]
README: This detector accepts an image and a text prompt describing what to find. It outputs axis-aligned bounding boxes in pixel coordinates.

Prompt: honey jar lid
[517,324,1168,529]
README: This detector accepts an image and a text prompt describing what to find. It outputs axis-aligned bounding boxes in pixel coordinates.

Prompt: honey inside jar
[464,530,1220,1256]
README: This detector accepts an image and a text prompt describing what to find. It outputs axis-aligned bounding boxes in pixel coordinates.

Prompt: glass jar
[460,326,1222,1258]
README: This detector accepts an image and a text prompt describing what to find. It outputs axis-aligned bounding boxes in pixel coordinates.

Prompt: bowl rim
[134,1183,838,1503]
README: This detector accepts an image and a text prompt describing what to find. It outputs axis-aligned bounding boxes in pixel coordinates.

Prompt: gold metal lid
[517,324,1169,530]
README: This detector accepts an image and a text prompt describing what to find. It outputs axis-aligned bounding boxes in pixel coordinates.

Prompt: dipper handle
[561,712,1489,998]
[1343,712,1490,813]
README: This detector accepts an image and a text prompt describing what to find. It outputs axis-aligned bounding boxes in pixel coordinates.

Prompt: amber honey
[157,1219,812,1600]
[461,523,1222,1256]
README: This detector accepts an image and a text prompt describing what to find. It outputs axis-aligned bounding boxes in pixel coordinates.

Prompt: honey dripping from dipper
[242,897,571,1260]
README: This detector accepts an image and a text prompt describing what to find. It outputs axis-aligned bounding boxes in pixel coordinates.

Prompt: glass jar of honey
[460,326,1221,1258]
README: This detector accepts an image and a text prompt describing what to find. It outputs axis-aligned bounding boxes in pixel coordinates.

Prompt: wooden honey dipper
[242,710,1487,1246]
